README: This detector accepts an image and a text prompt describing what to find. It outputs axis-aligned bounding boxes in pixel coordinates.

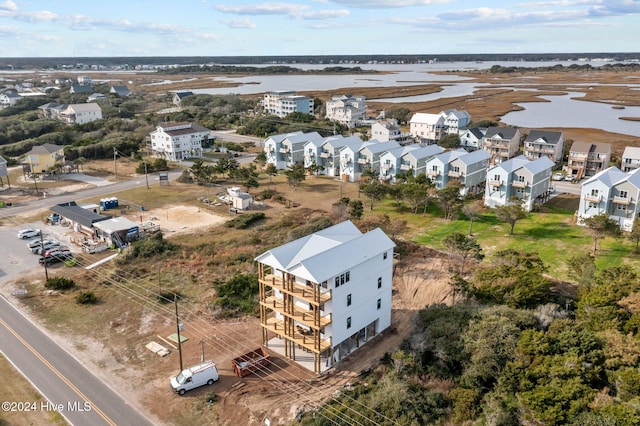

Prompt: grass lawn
[373,198,637,281]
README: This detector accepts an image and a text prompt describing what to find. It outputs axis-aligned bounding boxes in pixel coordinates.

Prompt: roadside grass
[0,355,67,426]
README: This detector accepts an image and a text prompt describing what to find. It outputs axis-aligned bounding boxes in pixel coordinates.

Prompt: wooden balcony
[357,157,369,165]
[279,147,290,153]
[399,163,412,171]
[381,163,393,170]
[319,152,331,158]
[260,273,332,305]
[261,295,332,328]
[263,316,332,353]
[427,170,439,176]
[613,196,631,205]
[511,181,528,188]
[448,170,462,178]
[488,179,501,187]
[584,194,601,202]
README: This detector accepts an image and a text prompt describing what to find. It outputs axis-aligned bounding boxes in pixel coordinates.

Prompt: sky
[0,0,638,58]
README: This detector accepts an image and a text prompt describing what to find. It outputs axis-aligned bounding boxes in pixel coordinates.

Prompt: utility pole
[32,173,39,194]
[144,161,149,189]
[40,232,48,281]
[174,294,183,372]
[200,339,205,363]
[113,148,117,180]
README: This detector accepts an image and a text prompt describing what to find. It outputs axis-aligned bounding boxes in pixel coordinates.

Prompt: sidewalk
[58,173,114,187]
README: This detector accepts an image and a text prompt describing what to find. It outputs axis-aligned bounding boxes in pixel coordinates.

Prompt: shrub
[212,274,259,317]
[76,291,98,305]
[157,290,184,304]
[45,277,76,291]
[224,212,265,229]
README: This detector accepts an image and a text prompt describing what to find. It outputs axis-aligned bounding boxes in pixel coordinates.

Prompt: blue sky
[0,0,638,57]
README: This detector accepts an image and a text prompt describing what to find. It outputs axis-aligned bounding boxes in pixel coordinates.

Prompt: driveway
[58,173,114,187]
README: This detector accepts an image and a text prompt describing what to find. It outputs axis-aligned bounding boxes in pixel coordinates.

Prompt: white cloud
[215,2,349,19]
[0,0,17,12]
[326,0,452,7]
[222,18,257,29]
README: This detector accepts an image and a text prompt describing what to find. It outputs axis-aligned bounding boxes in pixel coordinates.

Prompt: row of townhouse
[578,166,640,231]
[265,132,555,208]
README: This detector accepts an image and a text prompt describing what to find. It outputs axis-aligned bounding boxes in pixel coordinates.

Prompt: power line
[45,249,399,425]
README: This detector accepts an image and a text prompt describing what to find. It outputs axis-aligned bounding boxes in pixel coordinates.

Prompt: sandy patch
[133,205,227,236]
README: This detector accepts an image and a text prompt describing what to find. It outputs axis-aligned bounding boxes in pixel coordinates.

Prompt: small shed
[227,187,253,210]
[93,217,140,248]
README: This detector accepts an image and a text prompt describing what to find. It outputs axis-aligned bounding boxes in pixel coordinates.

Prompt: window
[347,294,352,306]
[383,252,388,260]
[378,277,382,289]
[335,277,340,288]
[347,317,351,329]
[493,174,500,181]
[620,190,628,198]
[518,175,525,182]
[588,202,599,208]
[377,299,381,310]
[340,275,345,285]
[590,189,599,196]
[617,205,627,211]
[345,271,350,282]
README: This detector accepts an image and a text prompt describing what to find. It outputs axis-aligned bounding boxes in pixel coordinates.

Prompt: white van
[170,361,219,395]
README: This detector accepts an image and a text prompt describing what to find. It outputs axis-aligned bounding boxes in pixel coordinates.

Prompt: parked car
[42,246,70,257]
[32,240,60,254]
[552,172,564,181]
[39,251,74,266]
[170,360,219,395]
[27,238,54,251]
[565,174,575,182]
[17,228,41,239]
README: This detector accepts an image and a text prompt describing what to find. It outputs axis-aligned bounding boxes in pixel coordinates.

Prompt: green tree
[582,214,621,256]
[332,197,350,221]
[348,199,364,220]
[495,197,528,235]
[438,133,461,149]
[401,180,434,214]
[567,253,596,289]
[306,161,324,176]
[284,163,306,189]
[264,163,277,184]
[436,185,462,219]
[360,180,387,211]
[461,200,483,236]
[443,232,484,274]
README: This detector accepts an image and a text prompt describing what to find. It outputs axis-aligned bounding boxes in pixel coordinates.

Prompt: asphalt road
[0,169,184,219]
[0,296,153,426]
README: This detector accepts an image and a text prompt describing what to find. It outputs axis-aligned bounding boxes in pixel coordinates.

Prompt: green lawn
[373,199,637,281]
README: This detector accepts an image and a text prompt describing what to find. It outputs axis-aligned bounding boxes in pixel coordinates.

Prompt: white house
[264,131,303,170]
[440,109,472,134]
[263,91,314,118]
[319,135,367,178]
[485,155,554,212]
[149,122,213,161]
[255,220,395,374]
[409,113,445,144]
[0,90,21,108]
[459,127,486,151]
[370,118,410,143]
[337,139,373,182]
[578,167,640,231]
[523,130,564,163]
[356,140,401,177]
[621,146,640,173]
[58,103,103,125]
[379,145,420,182]
[449,149,492,196]
[280,132,324,169]
[482,127,522,166]
[398,145,445,177]
[325,95,367,127]
[425,148,468,190]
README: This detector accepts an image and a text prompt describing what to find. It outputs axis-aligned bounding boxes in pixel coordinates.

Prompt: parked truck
[231,347,271,377]
[170,360,219,395]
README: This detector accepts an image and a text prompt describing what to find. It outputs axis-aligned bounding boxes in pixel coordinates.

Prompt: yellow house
[26,143,65,174]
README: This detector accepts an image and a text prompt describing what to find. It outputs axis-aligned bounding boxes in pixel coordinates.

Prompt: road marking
[0,318,116,426]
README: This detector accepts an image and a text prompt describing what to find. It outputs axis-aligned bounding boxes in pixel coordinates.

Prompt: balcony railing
[260,273,332,305]
[399,163,412,171]
[584,194,601,202]
[448,170,462,178]
[261,294,332,328]
[319,152,331,158]
[279,147,290,153]
[427,170,439,176]
[488,179,501,187]
[381,163,393,170]
[613,196,631,205]
[357,157,370,165]
[512,181,528,188]
[263,316,332,353]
